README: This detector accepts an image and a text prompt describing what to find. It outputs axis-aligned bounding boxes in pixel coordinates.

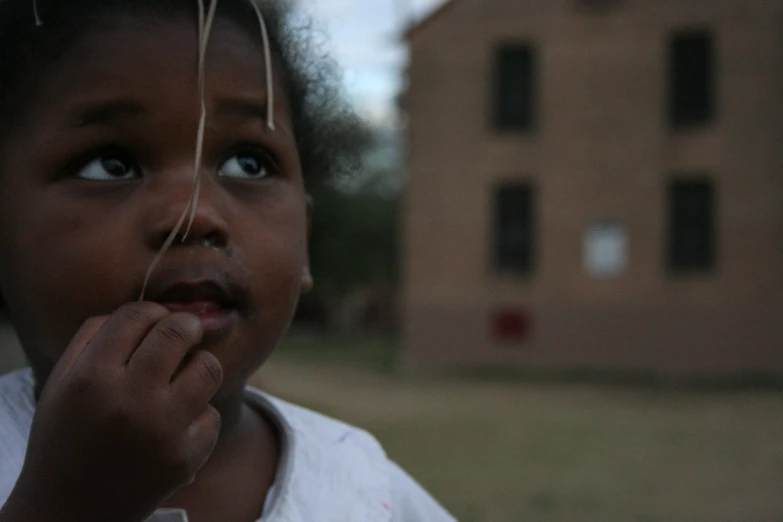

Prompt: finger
[41,315,109,398]
[170,350,223,416]
[80,302,170,366]
[127,313,204,384]
[182,404,222,484]
[59,315,110,375]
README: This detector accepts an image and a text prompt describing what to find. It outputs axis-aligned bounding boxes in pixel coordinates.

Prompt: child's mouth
[150,281,243,335]
[161,300,223,316]
[162,299,237,334]
[162,299,224,316]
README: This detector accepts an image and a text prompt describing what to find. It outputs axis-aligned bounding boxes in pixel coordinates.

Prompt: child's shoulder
[244,385,393,520]
[243,385,390,477]
[0,369,36,507]
[0,368,35,432]
[242,386,457,522]
[247,386,383,452]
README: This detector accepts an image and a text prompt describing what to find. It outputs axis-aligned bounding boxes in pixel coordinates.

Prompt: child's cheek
[1,196,140,363]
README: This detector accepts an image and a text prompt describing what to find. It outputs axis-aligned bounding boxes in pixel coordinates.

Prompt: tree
[297,126,403,332]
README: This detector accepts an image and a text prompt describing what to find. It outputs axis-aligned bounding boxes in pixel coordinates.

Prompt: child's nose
[142,170,230,252]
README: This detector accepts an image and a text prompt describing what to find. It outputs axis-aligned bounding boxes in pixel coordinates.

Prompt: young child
[0,0,456,520]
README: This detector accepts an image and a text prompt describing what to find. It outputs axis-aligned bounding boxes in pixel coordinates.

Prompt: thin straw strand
[183,0,218,237]
[197,0,205,51]
[138,202,193,301]
[139,0,217,301]
[247,0,275,130]
[33,0,42,25]
[139,0,273,301]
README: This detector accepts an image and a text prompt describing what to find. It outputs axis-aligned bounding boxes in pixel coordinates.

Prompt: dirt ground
[254,352,783,522]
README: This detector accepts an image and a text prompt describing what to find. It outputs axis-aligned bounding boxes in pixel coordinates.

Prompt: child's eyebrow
[65,99,267,127]
[68,100,146,128]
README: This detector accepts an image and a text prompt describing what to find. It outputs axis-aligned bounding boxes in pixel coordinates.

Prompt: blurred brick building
[402,0,783,375]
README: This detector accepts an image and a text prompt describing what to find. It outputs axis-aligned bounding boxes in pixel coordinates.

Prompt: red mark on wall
[493,308,532,344]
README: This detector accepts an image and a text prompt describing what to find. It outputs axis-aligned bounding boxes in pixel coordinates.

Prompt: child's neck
[213,386,279,463]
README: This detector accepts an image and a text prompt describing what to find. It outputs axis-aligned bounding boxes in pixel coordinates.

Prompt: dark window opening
[492,44,537,132]
[668,178,716,272]
[495,183,536,274]
[669,30,715,128]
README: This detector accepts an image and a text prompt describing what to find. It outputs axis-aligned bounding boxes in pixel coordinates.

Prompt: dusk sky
[303,0,446,124]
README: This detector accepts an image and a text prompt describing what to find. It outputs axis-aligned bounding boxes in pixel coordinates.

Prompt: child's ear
[301,194,314,294]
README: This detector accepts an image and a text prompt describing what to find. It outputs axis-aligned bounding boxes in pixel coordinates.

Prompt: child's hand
[6,302,223,522]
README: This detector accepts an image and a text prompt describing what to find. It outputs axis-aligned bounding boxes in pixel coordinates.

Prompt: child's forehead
[40,16,280,112]
[10,14,295,148]
[68,14,270,72]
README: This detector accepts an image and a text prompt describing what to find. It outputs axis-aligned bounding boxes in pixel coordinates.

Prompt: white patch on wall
[584,222,628,279]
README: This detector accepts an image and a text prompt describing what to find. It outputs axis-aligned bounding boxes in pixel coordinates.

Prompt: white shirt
[0,369,456,522]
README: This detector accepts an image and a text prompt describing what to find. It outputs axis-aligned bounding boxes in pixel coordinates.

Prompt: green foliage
[306,128,402,298]
[309,185,398,294]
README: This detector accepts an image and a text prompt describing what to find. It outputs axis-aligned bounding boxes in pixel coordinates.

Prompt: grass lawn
[253,334,783,522]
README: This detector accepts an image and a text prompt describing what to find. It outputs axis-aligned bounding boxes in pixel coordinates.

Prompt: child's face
[0,15,311,397]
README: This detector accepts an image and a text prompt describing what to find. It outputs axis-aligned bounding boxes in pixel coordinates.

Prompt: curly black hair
[0,0,369,185]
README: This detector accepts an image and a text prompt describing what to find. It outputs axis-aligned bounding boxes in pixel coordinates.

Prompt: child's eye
[218,151,273,180]
[77,155,139,181]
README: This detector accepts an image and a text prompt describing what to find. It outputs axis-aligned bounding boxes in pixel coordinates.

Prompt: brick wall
[402,0,783,373]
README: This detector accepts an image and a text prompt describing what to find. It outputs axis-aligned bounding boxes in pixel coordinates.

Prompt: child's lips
[162,300,239,335]
[162,299,224,316]
[146,279,248,335]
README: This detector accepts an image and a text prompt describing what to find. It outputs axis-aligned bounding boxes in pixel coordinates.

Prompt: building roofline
[403,0,463,41]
